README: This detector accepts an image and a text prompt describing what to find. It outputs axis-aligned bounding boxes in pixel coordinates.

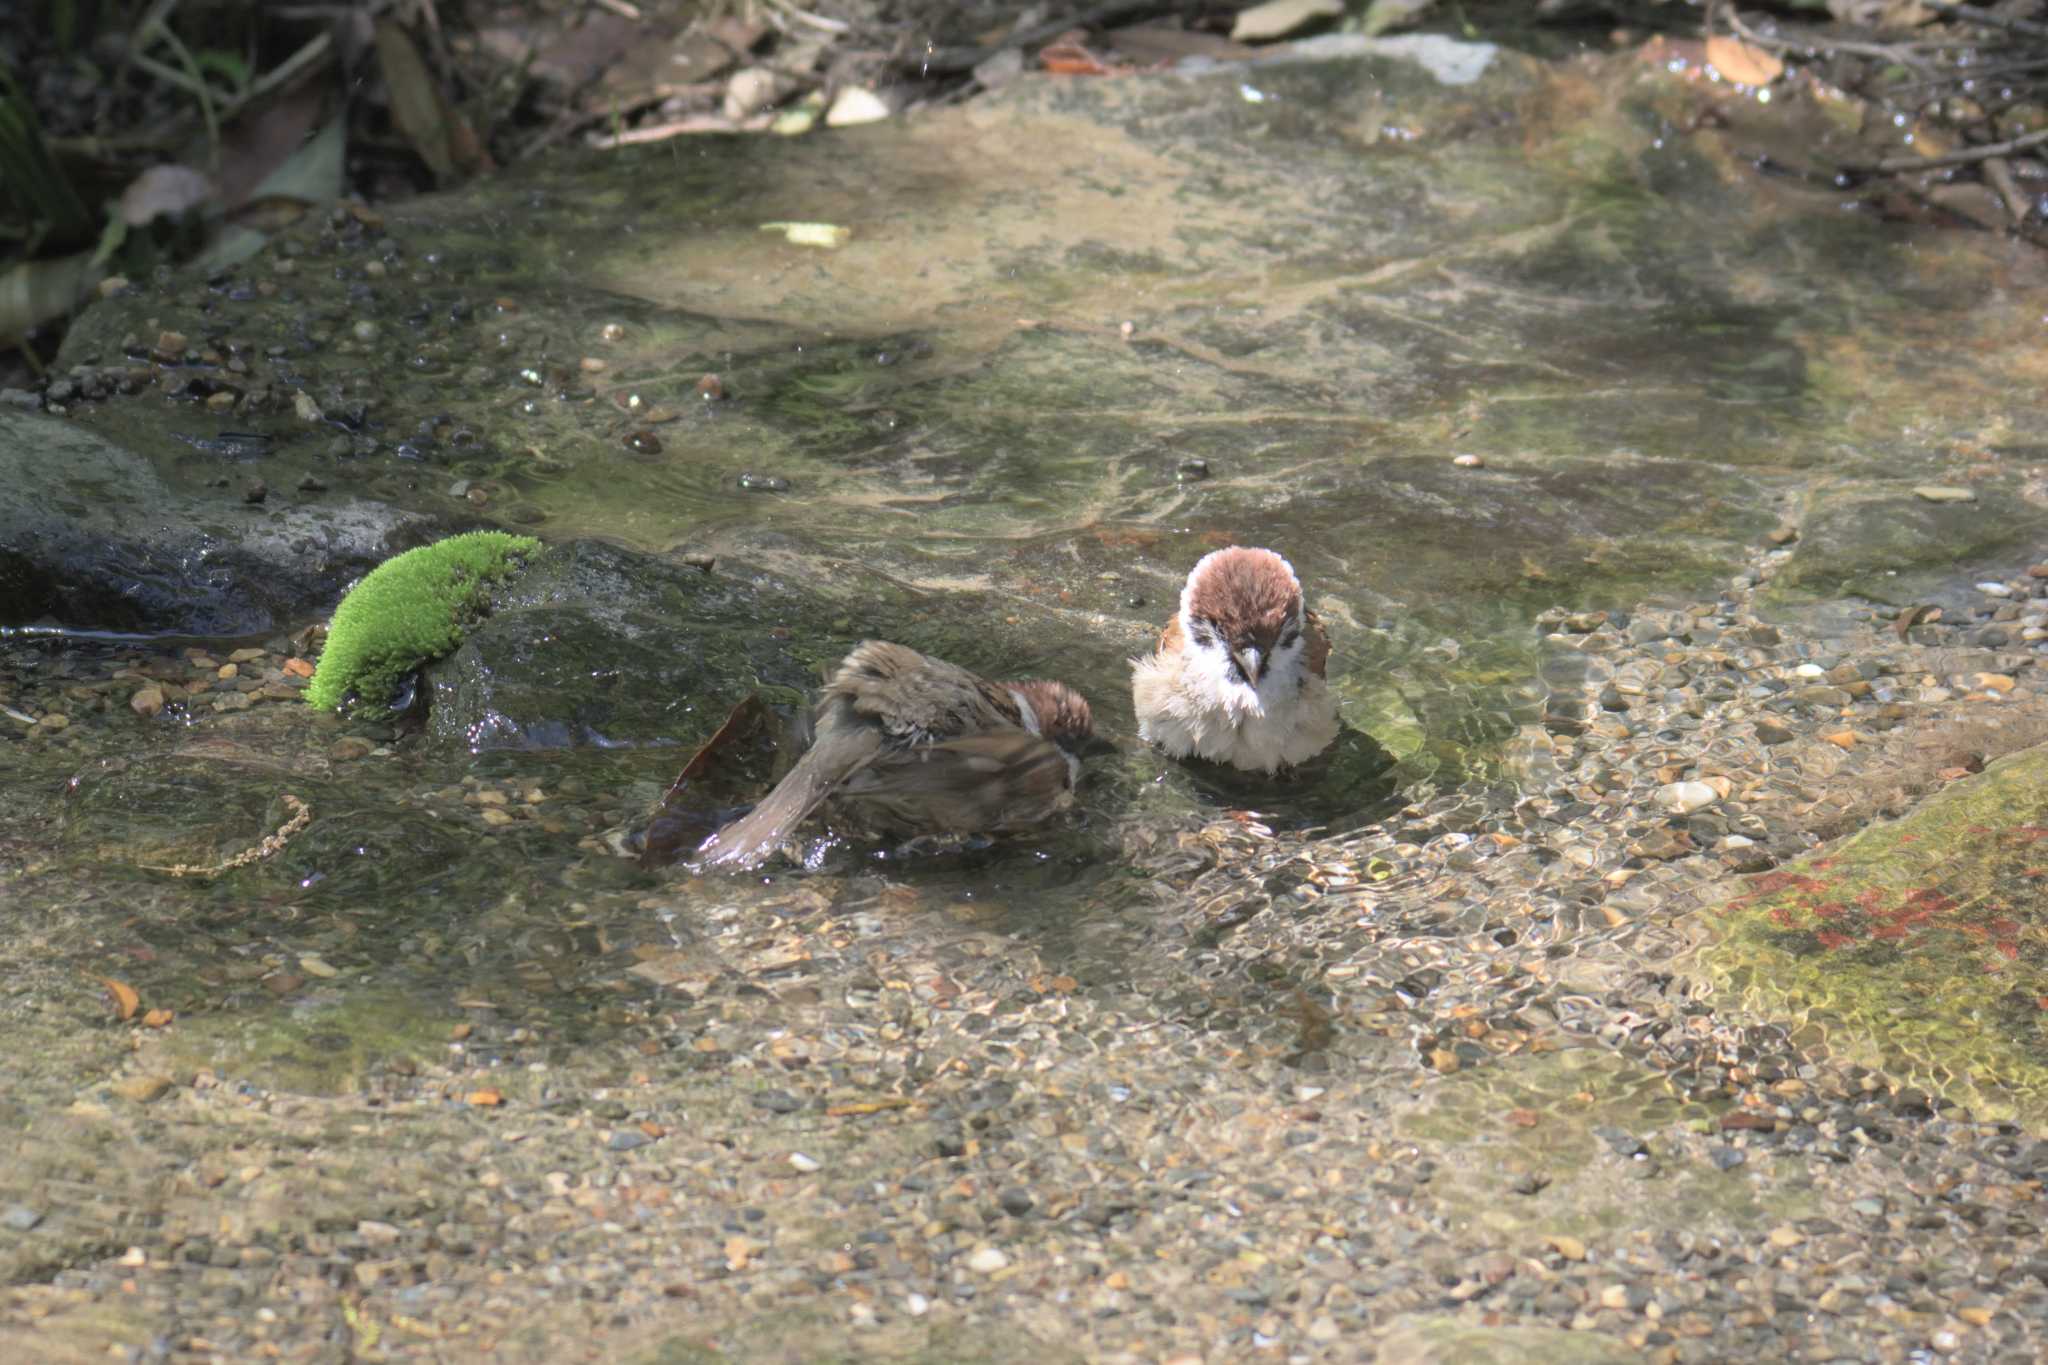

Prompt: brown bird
[697,641,1094,870]
[1130,546,1338,773]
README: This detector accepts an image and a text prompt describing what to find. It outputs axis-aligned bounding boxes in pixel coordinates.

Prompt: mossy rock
[1691,743,2048,1124]
[306,531,541,710]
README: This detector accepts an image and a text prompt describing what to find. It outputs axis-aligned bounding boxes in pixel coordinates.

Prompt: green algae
[1395,1047,1816,1243]
[1693,744,2048,1124]
[307,531,541,710]
[155,989,456,1096]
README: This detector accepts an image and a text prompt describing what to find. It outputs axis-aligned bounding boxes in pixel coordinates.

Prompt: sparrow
[697,640,1094,870]
[1131,546,1338,773]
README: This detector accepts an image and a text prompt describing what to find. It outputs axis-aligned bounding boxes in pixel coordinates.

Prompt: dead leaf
[96,975,141,1021]
[1233,0,1345,43]
[638,694,772,868]
[465,1089,504,1107]
[826,1097,915,1117]
[1895,603,1940,638]
[142,1008,175,1029]
[117,165,216,227]
[375,20,491,184]
[1704,35,1784,87]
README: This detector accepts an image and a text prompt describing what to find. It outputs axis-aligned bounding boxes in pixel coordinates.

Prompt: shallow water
[8,41,2048,1358]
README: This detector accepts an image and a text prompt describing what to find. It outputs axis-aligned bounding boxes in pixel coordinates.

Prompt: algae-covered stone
[1693,743,2048,1124]
[306,531,540,710]
[1768,484,2039,607]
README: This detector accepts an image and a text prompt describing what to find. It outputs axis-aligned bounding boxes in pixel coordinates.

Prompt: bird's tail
[696,729,878,871]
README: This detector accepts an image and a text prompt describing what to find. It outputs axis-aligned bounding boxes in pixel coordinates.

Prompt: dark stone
[0,409,432,632]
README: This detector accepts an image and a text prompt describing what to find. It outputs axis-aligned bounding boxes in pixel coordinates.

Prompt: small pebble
[1913,485,1976,502]
[967,1246,1010,1273]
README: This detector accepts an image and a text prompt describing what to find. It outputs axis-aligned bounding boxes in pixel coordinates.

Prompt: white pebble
[1654,781,1720,815]
[1793,663,1826,678]
[787,1152,821,1173]
[1452,453,1485,468]
[906,1293,931,1317]
[1977,582,2013,597]
[967,1246,1010,1273]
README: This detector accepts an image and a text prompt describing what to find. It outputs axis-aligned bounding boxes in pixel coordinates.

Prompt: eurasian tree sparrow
[1131,546,1338,773]
[698,640,1094,870]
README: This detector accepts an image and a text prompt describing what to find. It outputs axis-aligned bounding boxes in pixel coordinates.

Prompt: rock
[1912,485,1976,502]
[426,540,818,751]
[1653,781,1719,814]
[0,1205,44,1231]
[328,737,375,761]
[112,1074,174,1103]
[1772,485,2032,605]
[129,686,165,717]
[967,1245,1010,1273]
[1754,721,1795,745]
[0,408,429,633]
[825,87,893,127]
[1629,827,1695,861]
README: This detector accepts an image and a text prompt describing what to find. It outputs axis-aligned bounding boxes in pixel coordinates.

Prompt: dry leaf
[826,1097,915,1117]
[465,1089,504,1107]
[117,165,216,227]
[1704,36,1783,87]
[1232,0,1344,43]
[142,1008,175,1028]
[96,976,141,1021]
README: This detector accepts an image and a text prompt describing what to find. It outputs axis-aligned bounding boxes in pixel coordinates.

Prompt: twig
[1852,123,2048,172]
[906,1,1165,76]
[1924,2,2048,41]
[1725,13,1938,72]
[141,794,312,877]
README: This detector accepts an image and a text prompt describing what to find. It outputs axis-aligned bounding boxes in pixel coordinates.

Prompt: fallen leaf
[1704,35,1783,86]
[465,1089,504,1107]
[759,221,850,248]
[638,694,772,869]
[117,164,216,227]
[1894,603,1939,638]
[826,1097,915,1117]
[1232,0,1344,43]
[96,975,141,1021]
[142,1008,175,1028]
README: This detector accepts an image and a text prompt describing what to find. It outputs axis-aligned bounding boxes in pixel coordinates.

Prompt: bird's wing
[697,724,885,870]
[1302,608,1332,679]
[836,731,1076,833]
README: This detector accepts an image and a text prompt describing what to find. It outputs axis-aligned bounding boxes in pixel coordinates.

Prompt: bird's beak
[1231,646,1262,686]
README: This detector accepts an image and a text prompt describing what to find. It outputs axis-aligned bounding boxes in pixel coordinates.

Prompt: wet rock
[1653,781,1719,815]
[1771,486,2035,605]
[425,540,816,751]
[0,409,429,632]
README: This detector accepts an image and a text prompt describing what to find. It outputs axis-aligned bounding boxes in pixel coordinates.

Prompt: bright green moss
[305,531,540,710]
